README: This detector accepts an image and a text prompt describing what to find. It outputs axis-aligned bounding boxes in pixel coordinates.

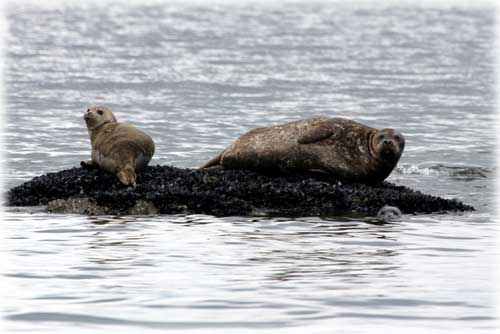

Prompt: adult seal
[201,117,405,183]
[81,105,155,187]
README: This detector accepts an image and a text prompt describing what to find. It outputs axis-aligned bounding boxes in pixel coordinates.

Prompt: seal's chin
[84,117,93,127]
[84,117,100,130]
[378,141,400,160]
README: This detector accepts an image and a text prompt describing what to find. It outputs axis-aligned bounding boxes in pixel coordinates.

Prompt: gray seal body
[202,117,404,183]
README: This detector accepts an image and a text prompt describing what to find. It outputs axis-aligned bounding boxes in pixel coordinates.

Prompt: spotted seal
[81,105,155,187]
[201,117,404,183]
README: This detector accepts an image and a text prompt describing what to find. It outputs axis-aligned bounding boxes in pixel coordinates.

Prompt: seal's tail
[200,152,223,169]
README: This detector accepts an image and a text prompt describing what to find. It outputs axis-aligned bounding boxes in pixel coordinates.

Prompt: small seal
[201,117,404,183]
[81,105,155,187]
[376,205,402,221]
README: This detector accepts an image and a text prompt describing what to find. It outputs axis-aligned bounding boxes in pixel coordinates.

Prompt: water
[1,1,498,333]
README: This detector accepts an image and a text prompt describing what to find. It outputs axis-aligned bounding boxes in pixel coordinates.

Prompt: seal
[376,205,402,221]
[81,105,155,187]
[201,117,405,183]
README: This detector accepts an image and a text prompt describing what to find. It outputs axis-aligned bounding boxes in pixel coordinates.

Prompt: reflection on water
[3,211,498,333]
[2,1,498,334]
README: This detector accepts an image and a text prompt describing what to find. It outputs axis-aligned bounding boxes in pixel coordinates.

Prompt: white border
[0,3,7,334]
[494,1,500,327]
[0,1,498,333]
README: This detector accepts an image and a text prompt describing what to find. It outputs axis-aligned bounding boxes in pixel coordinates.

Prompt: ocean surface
[1,1,498,333]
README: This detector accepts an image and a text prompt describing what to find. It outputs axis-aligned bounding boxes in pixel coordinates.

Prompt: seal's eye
[394,135,401,142]
[378,135,385,141]
[97,109,103,115]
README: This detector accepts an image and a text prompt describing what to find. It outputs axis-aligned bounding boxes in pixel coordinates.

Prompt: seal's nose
[84,110,91,120]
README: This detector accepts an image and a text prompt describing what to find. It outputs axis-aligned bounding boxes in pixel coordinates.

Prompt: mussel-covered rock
[6,165,474,216]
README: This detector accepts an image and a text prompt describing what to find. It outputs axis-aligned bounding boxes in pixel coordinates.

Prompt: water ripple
[6,312,290,329]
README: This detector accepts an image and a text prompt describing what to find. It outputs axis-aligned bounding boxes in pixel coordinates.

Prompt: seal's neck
[95,119,114,130]
[368,131,378,159]
[88,120,114,139]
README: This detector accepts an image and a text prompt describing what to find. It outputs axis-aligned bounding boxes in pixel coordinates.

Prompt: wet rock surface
[6,165,474,216]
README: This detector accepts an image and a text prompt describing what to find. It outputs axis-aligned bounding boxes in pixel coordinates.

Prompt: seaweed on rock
[6,165,474,216]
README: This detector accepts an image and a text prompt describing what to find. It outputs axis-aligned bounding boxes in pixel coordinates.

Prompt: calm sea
[1,1,498,333]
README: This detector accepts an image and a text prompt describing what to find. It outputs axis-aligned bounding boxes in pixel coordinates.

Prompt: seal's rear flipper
[200,152,223,169]
[116,167,137,187]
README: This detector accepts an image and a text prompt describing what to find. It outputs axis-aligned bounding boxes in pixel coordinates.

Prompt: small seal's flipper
[200,152,223,169]
[297,125,335,144]
[116,166,137,187]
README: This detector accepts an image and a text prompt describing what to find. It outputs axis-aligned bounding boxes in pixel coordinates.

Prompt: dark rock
[47,198,159,216]
[48,198,110,215]
[6,165,474,216]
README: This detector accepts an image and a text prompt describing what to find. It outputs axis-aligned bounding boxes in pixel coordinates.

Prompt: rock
[48,198,110,215]
[6,165,474,217]
[128,200,159,215]
[47,197,159,216]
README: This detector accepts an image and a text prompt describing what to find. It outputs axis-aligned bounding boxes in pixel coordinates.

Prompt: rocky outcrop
[6,165,474,216]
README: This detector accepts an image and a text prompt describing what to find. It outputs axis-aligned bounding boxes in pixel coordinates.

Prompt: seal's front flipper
[81,160,98,170]
[297,125,335,144]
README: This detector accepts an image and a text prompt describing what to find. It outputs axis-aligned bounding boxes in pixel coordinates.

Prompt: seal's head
[376,205,402,221]
[84,105,117,131]
[371,128,405,162]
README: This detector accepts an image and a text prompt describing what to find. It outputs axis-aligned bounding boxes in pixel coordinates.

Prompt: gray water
[1,1,498,333]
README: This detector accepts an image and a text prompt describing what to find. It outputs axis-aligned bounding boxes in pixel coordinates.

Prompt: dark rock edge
[6,165,474,217]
